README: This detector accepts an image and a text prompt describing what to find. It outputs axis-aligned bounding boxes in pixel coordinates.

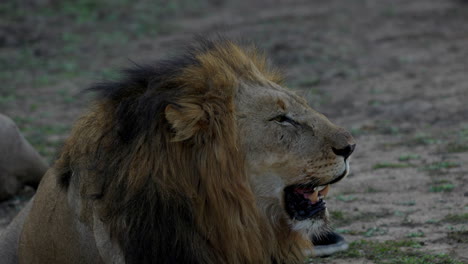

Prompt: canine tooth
[319,185,330,197]
[308,191,319,203]
[314,185,326,192]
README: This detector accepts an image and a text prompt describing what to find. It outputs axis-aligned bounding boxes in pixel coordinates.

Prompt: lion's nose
[332,144,356,159]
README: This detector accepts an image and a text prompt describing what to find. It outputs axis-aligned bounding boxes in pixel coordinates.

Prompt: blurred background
[1,0,467,263]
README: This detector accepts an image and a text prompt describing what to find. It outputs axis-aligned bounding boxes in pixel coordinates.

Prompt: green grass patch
[335,228,362,235]
[429,183,455,193]
[329,211,346,221]
[373,162,413,170]
[394,200,416,206]
[329,210,350,227]
[399,154,421,161]
[0,0,215,100]
[445,127,468,153]
[410,133,441,145]
[369,99,382,107]
[294,78,322,87]
[59,0,105,24]
[406,231,425,238]
[375,120,401,135]
[0,94,17,105]
[446,142,468,153]
[395,211,407,217]
[330,239,464,264]
[351,120,405,136]
[365,186,382,193]
[350,127,365,137]
[433,179,453,184]
[426,219,440,224]
[363,226,388,237]
[447,230,468,243]
[330,210,395,228]
[423,162,460,171]
[460,128,468,139]
[442,213,468,224]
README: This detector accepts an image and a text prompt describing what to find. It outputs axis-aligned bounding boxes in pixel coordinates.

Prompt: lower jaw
[287,199,327,221]
[284,186,329,221]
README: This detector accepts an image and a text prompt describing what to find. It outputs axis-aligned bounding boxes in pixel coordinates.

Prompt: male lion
[0,39,355,263]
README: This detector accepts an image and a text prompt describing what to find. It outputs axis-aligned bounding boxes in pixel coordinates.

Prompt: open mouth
[284,184,331,221]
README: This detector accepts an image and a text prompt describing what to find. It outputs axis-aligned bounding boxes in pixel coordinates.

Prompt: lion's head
[236,76,356,236]
[44,39,355,263]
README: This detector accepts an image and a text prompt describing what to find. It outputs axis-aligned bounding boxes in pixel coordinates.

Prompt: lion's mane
[54,39,306,264]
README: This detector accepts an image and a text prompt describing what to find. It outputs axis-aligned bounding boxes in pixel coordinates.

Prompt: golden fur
[11,38,355,264]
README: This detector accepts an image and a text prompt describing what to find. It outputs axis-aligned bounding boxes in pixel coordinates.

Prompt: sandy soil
[1,0,467,263]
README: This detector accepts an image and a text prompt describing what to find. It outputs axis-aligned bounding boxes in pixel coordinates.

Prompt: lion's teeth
[308,191,319,203]
[319,185,330,197]
[314,185,327,192]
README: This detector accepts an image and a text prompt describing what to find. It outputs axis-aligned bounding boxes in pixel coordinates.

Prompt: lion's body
[2,39,355,263]
[0,198,33,263]
[18,170,104,263]
[0,114,48,201]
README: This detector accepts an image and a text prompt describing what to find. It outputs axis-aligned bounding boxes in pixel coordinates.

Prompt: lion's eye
[270,115,297,126]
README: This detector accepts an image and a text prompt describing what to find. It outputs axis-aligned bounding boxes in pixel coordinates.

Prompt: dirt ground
[1,0,467,263]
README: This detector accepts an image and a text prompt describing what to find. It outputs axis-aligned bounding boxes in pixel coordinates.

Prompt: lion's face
[236,81,355,238]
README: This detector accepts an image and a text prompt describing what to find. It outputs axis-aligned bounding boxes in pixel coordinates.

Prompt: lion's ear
[165,103,208,142]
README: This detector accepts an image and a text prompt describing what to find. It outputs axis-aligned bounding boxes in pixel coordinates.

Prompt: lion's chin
[291,209,331,239]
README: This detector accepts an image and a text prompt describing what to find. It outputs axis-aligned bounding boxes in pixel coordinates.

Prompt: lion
[0,38,355,263]
[0,113,48,201]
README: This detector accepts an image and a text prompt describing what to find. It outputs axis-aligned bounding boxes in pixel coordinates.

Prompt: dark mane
[87,55,197,143]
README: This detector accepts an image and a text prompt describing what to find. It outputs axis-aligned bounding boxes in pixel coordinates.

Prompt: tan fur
[9,39,355,263]
[0,114,48,201]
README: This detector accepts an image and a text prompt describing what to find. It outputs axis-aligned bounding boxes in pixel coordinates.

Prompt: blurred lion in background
[1,38,355,263]
[0,114,47,201]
